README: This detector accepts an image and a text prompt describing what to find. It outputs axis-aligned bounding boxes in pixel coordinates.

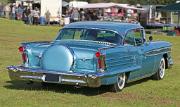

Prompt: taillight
[95,52,101,58]
[22,53,27,63]
[18,46,27,63]
[95,51,106,72]
[18,46,24,53]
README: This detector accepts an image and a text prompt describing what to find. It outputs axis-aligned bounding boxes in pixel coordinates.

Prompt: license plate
[44,74,61,83]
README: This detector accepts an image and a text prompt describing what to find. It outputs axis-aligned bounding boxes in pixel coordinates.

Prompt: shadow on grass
[126,77,151,88]
[4,80,109,96]
[4,78,151,96]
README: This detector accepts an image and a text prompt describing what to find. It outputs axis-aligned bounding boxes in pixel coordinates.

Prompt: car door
[124,28,155,80]
[139,42,156,76]
[135,30,156,77]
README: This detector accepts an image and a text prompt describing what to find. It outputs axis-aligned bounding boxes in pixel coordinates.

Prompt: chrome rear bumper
[7,66,103,87]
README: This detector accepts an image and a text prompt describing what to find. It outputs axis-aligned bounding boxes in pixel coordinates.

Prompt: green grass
[0,18,180,107]
[0,0,10,4]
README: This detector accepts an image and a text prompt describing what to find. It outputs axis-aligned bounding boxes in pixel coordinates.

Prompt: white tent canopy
[117,4,144,10]
[69,1,88,8]
[79,3,117,9]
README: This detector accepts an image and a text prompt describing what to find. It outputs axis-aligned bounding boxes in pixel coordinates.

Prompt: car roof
[63,21,143,36]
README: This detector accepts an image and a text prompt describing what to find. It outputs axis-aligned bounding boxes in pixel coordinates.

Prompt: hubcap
[159,59,165,79]
[117,73,125,90]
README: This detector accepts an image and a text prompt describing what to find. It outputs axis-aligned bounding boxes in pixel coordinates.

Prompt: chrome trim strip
[144,47,171,56]
[20,75,43,80]
[61,79,86,84]
[145,51,171,57]
[7,65,86,77]
[106,55,134,61]
[20,75,86,84]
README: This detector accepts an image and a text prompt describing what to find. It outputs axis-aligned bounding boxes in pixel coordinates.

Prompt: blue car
[7,21,173,92]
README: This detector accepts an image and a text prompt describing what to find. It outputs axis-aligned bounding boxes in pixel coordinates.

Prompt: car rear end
[7,41,114,87]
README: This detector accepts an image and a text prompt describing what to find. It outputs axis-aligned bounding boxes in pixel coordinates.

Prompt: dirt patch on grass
[100,92,143,102]
[100,92,179,106]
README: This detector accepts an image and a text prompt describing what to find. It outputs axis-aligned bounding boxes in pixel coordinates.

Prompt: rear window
[56,28,122,44]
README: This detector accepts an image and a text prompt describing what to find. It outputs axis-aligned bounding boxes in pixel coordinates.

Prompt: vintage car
[7,21,173,92]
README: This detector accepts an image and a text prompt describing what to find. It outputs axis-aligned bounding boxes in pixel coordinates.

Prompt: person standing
[4,4,10,19]
[0,3,4,17]
[23,7,30,24]
[11,4,16,20]
[17,4,23,20]
[19,5,24,20]
[33,7,40,25]
[27,7,33,25]
[70,8,80,22]
[45,10,51,25]
[91,12,98,21]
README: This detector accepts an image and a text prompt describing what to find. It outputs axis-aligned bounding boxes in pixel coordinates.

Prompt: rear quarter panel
[99,46,141,85]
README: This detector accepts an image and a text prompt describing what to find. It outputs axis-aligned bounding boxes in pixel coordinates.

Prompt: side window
[85,29,121,44]
[134,29,143,46]
[96,30,122,44]
[124,30,135,45]
[124,29,143,46]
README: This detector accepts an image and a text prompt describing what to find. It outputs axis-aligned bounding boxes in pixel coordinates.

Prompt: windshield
[56,28,122,44]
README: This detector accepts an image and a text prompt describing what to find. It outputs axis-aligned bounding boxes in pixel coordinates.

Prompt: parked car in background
[7,21,173,92]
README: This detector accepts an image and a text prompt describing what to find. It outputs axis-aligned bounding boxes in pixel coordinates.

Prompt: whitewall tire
[153,58,166,80]
[111,73,126,92]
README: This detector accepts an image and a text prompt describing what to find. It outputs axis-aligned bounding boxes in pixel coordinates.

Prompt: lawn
[0,0,9,4]
[0,18,180,107]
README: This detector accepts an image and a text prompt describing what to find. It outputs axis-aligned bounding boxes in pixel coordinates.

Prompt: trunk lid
[21,41,52,68]
[22,40,115,73]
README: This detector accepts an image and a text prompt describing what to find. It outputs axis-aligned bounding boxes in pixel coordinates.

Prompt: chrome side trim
[61,79,86,84]
[145,47,171,56]
[20,75,43,80]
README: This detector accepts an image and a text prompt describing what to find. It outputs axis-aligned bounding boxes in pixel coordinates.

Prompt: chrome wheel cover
[117,73,126,90]
[159,58,165,79]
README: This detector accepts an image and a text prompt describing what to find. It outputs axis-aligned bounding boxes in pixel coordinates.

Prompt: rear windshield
[56,28,122,44]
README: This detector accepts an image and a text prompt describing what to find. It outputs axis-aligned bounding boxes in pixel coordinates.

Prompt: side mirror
[149,36,153,41]
[145,30,153,42]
